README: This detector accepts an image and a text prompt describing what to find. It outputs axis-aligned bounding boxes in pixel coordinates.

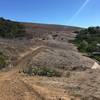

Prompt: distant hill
[0,17,26,38]
[0,17,81,39]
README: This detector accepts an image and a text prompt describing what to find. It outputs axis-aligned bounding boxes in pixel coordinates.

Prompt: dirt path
[0,73,72,100]
[0,46,76,100]
[14,46,47,71]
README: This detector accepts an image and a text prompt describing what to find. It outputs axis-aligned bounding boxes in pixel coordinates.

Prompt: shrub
[0,52,7,69]
[78,40,88,52]
[74,26,100,62]
[0,17,26,38]
[92,55,100,62]
[26,67,61,77]
[74,30,80,33]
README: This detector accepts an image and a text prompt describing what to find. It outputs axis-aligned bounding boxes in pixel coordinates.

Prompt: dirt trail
[0,46,75,100]
[14,46,48,71]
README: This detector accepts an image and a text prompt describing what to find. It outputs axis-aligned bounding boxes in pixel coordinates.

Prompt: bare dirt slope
[0,70,76,100]
[0,45,99,100]
[0,46,76,100]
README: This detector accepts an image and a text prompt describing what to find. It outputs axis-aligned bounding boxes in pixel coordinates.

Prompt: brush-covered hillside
[75,26,100,62]
[0,18,100,100]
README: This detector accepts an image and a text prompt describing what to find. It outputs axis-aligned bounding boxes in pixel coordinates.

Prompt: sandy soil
[0,46,77,100]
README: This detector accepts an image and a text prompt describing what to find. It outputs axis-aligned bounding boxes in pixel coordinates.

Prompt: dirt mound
[30,47,95,71]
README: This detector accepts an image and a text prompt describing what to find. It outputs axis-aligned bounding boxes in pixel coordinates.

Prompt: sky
[0,0,99,27]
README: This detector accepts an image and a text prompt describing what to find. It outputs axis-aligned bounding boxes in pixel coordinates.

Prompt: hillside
[75,27,100,62]
[0,18,100,100]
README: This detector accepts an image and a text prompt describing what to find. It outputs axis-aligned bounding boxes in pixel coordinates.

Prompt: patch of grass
[0,52,7,69]
[26,67,61,77]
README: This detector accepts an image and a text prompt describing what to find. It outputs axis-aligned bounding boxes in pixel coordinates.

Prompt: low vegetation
[25,67,61,77]
[0,52,7,69]
[74,26,100,62]
[0,17,26,38]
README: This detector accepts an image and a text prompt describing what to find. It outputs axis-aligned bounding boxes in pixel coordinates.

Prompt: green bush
[92,55,100,62]
[74,30,80,33]
[75,26,100,62]
[26,67,61,77]
[78,40,88,52]
[0,52,7,69]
